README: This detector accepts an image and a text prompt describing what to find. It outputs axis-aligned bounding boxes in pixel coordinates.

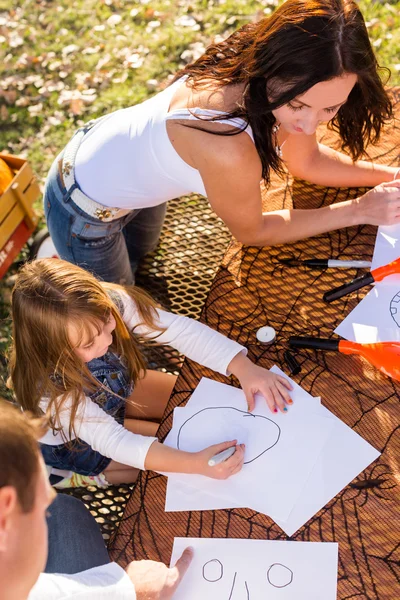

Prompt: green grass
[1,0,400,184]
[1,0,400,397]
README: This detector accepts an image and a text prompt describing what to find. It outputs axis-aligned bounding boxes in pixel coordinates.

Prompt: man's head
[0,400,55,600]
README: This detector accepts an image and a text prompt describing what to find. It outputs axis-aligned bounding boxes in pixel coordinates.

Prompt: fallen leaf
[27,102,43,116]
[62,44,79,57]
[70,96,83,115]
[174,15,200,29]
[107,14,122,27]
[180,41,205,63]
[125,53,144,68]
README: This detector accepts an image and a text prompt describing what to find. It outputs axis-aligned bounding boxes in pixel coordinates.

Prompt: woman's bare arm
[282,131,398,187]
[194,130,400,246]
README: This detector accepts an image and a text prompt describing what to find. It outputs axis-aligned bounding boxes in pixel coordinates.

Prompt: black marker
[280,258,371,269]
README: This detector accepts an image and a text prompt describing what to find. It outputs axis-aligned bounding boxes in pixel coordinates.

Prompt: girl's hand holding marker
[145,437,245,480]
[200,441,245,479]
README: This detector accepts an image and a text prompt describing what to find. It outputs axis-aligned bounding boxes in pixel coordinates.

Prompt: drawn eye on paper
[202,558,249,599]
[201,558,294,598]
[267,563,294,588]
[203,559,223,582]
[177,407,281,464]
[390,291,400,327]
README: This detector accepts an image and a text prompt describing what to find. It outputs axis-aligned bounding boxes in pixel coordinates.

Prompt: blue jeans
[45,494,110,574]
[41,350,132,476]
[44,151,166,285]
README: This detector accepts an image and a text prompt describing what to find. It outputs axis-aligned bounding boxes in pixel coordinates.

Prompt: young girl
[9,258,292,486]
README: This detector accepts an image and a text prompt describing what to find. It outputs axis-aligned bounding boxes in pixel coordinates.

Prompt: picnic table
[109,90,400,599]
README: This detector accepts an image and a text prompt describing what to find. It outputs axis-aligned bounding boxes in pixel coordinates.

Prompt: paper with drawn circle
[336,221,400,343]
[203,559,223,582]
[371,223,400,273]
[335,282,400,343]
[164,376,335,521]
[165,371,380,538]
[177,407,281,464]
[390,291,400,326]
[170,538,338,600]
[267,563,294,588]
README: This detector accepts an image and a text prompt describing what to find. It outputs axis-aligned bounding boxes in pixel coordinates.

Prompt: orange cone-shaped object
[289,336,400,381]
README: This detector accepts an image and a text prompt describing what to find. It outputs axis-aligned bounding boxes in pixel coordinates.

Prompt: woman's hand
[228,352,293,413]
[194,440,245,479]
[356,180,400,226]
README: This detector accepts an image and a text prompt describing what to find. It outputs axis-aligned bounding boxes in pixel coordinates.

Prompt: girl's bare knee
[104,467,139,485]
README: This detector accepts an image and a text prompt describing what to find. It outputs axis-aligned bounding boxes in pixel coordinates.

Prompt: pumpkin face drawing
[390,291,400,327]
[176,407,281,464]
[201,558,294,598]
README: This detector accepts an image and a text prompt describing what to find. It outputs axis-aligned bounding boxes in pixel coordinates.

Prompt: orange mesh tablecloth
[109,92,400,599]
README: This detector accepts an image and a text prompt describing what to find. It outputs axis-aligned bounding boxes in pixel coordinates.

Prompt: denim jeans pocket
[71,214,126,240]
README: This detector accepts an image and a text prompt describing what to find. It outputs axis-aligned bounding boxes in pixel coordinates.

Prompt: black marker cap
[284,350,301,375]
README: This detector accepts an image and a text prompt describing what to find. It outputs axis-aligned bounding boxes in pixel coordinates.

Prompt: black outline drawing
[177,407,281,464]
[201,558,294,597]
[267,563,294,588]
[389,291,400,327]
[228,572,250,599]
[228,572,237,599]
[202,561,250,598]
[203,559,223,582]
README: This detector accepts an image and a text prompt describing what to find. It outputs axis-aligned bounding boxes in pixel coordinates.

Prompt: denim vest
[40,291,134,476]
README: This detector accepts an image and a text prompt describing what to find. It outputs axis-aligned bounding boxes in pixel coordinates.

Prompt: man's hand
[125,547,193,599]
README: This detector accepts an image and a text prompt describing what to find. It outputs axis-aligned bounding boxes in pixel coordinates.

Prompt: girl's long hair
[172,0,392,186]
[9,258,161,441]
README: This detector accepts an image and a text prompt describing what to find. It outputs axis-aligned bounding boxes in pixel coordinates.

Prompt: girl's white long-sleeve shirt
[39,291,247,470]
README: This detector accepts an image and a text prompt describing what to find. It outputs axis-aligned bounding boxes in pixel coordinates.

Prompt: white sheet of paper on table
[164,373,334,521]
[163,369,380,537]
[264,369,379,536]
[164,391,322,515]
[334,281,400,343]
[335,221,400,342]
[372,223,400,273]
[166,415,333,521]
[165,403,380,536]
[170,537,339,600]
[273,402,380,536]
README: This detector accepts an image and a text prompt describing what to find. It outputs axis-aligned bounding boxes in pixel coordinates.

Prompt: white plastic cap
[256,326,276,345]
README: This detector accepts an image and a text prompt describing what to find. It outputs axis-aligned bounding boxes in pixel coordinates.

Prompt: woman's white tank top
[74,77,254,209]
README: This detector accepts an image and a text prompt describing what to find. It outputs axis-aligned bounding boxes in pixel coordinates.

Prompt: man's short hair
[0,400,48,512]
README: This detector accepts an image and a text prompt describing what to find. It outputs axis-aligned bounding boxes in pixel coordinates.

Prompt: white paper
[334,281,400,342]
[372,223,400,274]
[336,220,400,342]
[165,479,242,512]
[164,374,334,521]
[170,538,338,600]
[274,403,380,536]
[163,371,380,537]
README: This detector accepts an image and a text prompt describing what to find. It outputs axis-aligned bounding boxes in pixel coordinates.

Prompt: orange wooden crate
[0,153,40,279]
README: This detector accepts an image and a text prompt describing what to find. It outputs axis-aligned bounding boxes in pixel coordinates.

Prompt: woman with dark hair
[44,0,400,284]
